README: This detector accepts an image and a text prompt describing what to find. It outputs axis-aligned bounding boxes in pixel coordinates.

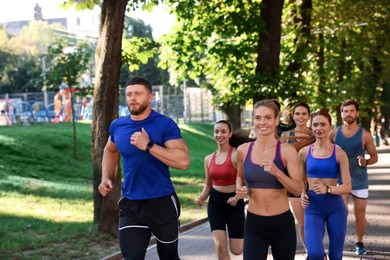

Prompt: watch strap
[146,141,154,153]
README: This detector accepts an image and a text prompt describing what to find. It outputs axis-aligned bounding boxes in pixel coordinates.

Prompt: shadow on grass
[0,175,91,201]
[0,213,118,259]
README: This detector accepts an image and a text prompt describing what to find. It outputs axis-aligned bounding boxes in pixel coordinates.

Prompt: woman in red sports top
[195,120,245,260]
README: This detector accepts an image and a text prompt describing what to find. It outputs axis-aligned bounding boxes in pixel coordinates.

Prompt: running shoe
[355,242,367,255]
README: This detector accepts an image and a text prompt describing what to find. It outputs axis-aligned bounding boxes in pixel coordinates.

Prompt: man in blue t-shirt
[99,77,190,260]
[329,99,378,256]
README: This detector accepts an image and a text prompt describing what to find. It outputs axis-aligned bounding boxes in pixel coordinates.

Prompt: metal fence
[1,87,222,125]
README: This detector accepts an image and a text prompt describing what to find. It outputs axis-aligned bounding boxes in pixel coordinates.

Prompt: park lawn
[0,121,215,259]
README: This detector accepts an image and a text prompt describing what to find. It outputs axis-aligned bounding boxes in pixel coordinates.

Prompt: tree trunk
[223,103,241,130]
[254,0,284,103]
[335,39,347,126]
[92,0,128,236]
[316,33,327,108]
[286,0,312,99]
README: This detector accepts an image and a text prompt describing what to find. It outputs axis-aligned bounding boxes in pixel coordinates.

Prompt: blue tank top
[306,144,339,178]
[335,126,368,189]
[244,141,287,189]
[335,126,365,159]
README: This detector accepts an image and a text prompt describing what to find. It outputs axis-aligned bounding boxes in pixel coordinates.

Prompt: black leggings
[243,210,296,260]
[119,227,179,260]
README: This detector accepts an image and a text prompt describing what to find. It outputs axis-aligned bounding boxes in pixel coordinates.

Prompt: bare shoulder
[280,130,290,141]
[281,142,296,152]
[299,145,310,159]
[204,153,213,163]
[238,142,250,152]
[362,127,374,140]
[335,145,347,156]
[237,142,250,158]
[281,142,298,158]
[329,126,339,142]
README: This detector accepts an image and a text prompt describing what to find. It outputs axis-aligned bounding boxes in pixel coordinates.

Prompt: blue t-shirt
[109,110,182,200]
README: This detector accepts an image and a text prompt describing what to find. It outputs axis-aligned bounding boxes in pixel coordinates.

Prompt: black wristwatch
[326,186,332,194]
[146,141,154,153]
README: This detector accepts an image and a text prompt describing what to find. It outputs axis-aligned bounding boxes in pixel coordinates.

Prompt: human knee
[228,238,243,255]
[230,243,243,255]
[354,210,366,218]
[215,239,228,251]
[230,247,243,255]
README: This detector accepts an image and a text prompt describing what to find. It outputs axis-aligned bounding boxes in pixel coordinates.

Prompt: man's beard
[344,116,357,125]
[129,102,148,115]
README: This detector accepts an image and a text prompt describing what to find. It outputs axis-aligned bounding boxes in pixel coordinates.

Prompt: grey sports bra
[243,141,288,189]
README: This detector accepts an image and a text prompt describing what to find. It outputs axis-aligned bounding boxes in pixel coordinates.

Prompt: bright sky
[0,0,175,39]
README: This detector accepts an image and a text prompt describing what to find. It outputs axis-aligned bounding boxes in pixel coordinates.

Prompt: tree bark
[223,103,241,131]
[316,33,327,108]
[254,0,284,103]
[92,0,128,236]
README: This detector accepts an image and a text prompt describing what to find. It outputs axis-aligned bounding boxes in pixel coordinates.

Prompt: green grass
[0,122,215,259]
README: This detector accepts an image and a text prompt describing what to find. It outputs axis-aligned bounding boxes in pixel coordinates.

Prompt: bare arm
[195,155,213,206]
[149,139,190,170]
[235,144,248,199]
[299,147,309,208]
[329,127,337,143]
[362,129,378,166]
[98,138,120,196]
[329,147,351,195]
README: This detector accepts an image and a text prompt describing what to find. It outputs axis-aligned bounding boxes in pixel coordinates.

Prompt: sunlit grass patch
[0,122,215,259]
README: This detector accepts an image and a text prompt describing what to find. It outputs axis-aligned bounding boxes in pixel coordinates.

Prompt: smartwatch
[326,186,332,194]
[146,141,154,153]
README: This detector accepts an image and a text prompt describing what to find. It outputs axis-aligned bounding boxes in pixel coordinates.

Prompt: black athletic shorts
[118,192,181,243]
[207,188,245,238]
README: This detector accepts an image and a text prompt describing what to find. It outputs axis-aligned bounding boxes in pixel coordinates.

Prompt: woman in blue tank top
[235,99,302,260]
[300,110,351,260]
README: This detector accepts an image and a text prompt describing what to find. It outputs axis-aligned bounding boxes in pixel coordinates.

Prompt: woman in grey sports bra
[235,99,302,260]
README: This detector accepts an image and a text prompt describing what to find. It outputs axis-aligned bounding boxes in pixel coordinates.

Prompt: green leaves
[45,41,93,90]
[122,37,159,72]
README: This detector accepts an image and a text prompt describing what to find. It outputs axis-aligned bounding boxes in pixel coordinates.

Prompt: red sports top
[209,147,237,186]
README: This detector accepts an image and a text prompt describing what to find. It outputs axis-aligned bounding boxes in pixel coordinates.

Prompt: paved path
[144,147,390,260]
[103,146,390,260]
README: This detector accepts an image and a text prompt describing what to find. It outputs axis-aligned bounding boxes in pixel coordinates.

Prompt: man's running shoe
[355,242,367,255]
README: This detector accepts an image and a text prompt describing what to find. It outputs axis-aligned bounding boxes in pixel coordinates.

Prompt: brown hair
[311,109,332,125]
[215,120,232,132]
[254,99,280,118]
[125,77,152,93]
[341,99,360,112]
[293,102,310,114]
